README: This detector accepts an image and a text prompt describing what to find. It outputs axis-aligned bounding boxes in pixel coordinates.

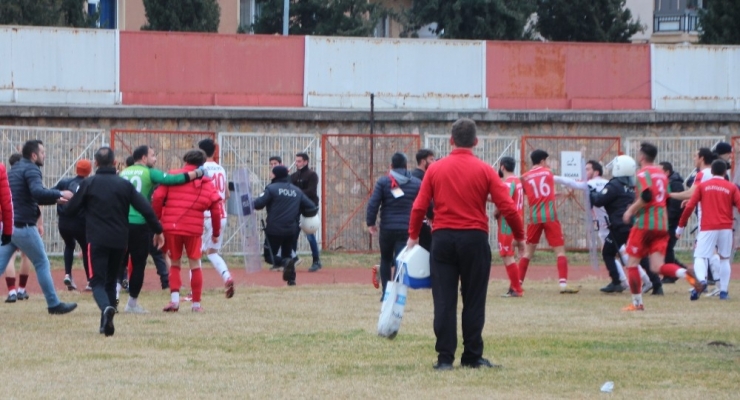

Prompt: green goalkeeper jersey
[119,164,187,224]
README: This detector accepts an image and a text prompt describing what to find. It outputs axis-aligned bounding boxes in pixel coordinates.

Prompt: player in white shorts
[198,139,234,299]
[676,160,740,301]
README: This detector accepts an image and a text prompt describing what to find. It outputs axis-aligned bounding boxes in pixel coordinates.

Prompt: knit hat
[714,142,732,155]
[76,159,92,177]
[272,165,289,179]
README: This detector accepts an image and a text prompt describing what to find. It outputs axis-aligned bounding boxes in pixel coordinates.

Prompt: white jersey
[587,177,610,241]
[203,161,227,218]
[695,167,712,231]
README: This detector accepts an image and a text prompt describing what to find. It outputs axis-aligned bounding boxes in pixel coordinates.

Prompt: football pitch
[0,273,738,399]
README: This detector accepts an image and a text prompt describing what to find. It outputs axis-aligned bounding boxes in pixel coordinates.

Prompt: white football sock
[193,302,201,309]
[8,289,16,296]
[709,254,721,280]
[632,293,643,306]
[17,288,25,294]
[207,253,231,282]
[676,268,687,279]
[719,258,731,292]
[615,258,627,283]
[171,292,180,304]
[693,257,708,283]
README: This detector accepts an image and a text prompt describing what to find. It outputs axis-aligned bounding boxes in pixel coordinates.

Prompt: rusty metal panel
[0,26,118,105]
[305,37,486,109]
[652,45,740,111]
[120,32,305,107]
[487,42,650,110]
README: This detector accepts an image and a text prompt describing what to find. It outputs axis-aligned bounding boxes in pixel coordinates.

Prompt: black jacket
[290,166,319,205]
[9,158,63,224]
[590,177,635,233]
[254,177,316,237]
[366,169,421,231]
[411,168,425,181]
[666,171,685,226]
[64,167,163,249]
[54,176,86,222]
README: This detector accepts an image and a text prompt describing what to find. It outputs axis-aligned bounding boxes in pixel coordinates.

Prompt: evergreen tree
[142,0,220,32]
[0,0,94,27]
[699,0,740,44]
[252,0,386,37]
[535,0,643,42]
[402,0,537,40]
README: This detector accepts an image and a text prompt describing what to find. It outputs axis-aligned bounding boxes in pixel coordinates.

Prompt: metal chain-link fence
[0,126,106,255]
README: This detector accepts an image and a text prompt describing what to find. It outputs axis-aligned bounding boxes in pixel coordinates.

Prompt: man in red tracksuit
[407,118,524,371]
[676,159,740,301]
[152,150,222,313]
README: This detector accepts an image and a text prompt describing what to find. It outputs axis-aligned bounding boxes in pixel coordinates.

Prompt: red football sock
[191,268,203,303]
[519,257,530,283]
[5,277,15,291]
[169,266,182,293]
[557,256,568,282]
[19,274,28,289]
[627,266,642,295]
[505,263,522,293]
[659,263,680,279]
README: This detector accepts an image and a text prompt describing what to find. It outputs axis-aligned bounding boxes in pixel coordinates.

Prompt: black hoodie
[666,171,685,227]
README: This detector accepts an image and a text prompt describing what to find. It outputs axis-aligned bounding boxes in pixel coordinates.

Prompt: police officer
[590,155,663,295]
[254,165,317,286]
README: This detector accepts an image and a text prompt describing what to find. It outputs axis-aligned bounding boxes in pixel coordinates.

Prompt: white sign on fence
[561,151,583,179]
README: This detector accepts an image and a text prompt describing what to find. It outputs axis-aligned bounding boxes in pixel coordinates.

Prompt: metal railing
[654,13,701,33]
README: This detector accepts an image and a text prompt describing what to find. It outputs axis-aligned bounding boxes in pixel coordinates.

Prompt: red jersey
[634,165,669,231]
[409,148,524,241]
[521,166,558,224]
[500,176,523,235]
[678,176,740,231]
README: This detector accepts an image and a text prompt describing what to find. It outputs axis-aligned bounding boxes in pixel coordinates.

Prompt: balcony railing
[654,13,701,33]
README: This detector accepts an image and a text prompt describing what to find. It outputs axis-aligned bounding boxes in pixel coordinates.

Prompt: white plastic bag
[377,265,407,339]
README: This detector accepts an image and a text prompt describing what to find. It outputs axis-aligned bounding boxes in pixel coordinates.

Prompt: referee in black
[64,147,164,336]
[407,119,524,370]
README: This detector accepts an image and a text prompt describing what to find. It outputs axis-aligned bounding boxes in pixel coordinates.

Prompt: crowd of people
[365,118,737,369]
[2,125,737,364]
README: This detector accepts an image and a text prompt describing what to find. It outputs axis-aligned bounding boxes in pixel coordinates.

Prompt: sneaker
[85,283,92,292]
[16,291,28,300]
[371,265,379,289]
[191,306,204,312]
[121,279,129,290]
[48,302,78,315]
[161,282,170,290]
[690,282,707,301]
[102,306,116,337]
[433,362,454,371]
[651,286,664,296]
[461,358,502,369]
[308,261,322,272]
[685,270,704,294]
[287,280,296,286]
[501,289,523,298]
[63,274,77,291]
[269,265,284,272]
[4,293,16,303]
[560,286,580,294]
[705,287,721,297]
[224,278,235,299]
[661,276,678,284]
[181,293,193,302]
[162,302,179,312]
[641,280,653,294]
[622,303,645,311]
[719,291,729,300]
[600,282,624,293]
[123,304,149,314]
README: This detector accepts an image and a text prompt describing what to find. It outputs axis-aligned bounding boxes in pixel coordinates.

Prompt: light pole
[283,0,289,35]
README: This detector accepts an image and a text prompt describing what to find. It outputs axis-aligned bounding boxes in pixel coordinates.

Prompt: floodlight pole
[282,0,289,35]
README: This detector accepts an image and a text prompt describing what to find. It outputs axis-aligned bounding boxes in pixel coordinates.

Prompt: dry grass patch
[0,280,738,399]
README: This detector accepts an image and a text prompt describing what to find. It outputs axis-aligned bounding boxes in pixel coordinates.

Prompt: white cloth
[202,161,227,218]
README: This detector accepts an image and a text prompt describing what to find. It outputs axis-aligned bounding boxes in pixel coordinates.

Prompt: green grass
[0,279,738,399]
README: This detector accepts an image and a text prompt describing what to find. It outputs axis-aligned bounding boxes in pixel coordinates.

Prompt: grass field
[1,275,738,399]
